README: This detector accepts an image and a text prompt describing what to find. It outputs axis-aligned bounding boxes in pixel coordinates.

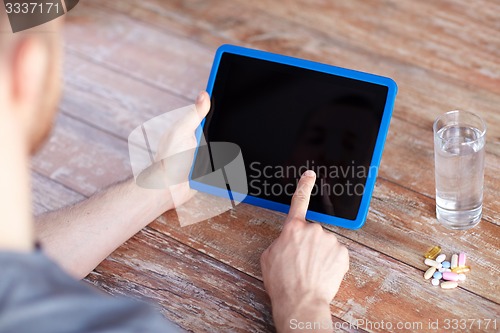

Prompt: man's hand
[160,91,211,209]
[260,170,349,333]
[136,91,211,210]
[36,92,211,279]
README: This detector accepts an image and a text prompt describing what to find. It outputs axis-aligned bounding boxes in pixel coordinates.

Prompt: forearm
[35,178,173,279]
[273,298,333,333]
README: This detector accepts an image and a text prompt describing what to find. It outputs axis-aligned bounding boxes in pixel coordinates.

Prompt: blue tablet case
[190,44,397,229]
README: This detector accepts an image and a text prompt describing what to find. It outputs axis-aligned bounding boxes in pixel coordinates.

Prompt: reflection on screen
[193,53,388,220]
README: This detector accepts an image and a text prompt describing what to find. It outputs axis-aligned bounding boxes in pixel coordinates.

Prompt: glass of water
[433,110,486,230]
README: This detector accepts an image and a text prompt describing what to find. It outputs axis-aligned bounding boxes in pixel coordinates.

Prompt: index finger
[287,170,316,222]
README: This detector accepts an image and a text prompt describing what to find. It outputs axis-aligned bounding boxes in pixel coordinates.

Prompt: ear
[10,37,49,113]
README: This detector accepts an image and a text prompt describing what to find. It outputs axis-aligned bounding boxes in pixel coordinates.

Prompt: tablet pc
[190,44,397,229]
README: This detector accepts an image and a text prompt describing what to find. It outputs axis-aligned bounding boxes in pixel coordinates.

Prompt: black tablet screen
[193,53,388,220]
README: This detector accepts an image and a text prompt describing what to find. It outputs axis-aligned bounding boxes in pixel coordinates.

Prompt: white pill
[424,266,437,280]
[436,254,446,263]
[458,273,466,281]
[424,258,442,269]
[451,254,458,269]
[438,267,446,272]
[431,278,440,286]
[444,268,451,272]
[441,281,458,289]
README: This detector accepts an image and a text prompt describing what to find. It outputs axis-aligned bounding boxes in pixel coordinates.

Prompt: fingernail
[303,170,316,178]
[196,92,205,104]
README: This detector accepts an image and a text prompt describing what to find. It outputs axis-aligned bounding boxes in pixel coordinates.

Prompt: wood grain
[29,0,500,332]
[66,0,500,220]
[32,115,500,327]
[379,117,500,226]
[31,171,85,215]
[86,227,276,333]
[61,55,190,140]
[83,0,500,157]
[238,0,500,95]
[32,113,131,197]
[86,227,363,333]
[63,3,213,99]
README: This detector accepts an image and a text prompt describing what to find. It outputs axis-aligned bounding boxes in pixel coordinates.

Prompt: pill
[441,281,458,289]
[436,254,446,263]
[431,278,440,286]
[444,268,451,272]
[424,246,441,259]
[441,261,451,269]
[458,274,466,281]
[451,266,470,274]
[424,259,442,269]
[458,252,467,266]
[442,271,459,281]
[438,267,445,272]
[451,254,458,269]
[424,266,437,280]
[433,271,442,280]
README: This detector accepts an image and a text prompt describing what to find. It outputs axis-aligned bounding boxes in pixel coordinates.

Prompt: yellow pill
[451,254,458,269]
[424,246,441,260]
[424,266,437,280]
[451,266,470,274]
[441,281,458,289]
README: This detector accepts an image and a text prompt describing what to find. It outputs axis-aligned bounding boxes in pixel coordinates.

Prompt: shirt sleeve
[0,251,179,333]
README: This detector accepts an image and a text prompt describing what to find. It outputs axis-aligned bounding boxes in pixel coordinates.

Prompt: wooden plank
[331,240,499,333]
[33,82,364,333]
[34,16,495,304]
[380,117,500,225]
[59,2,500,221]
[337,178,500,302]
[61,2,500,178]
[148,206,500,331]
[31,111,499,305]
[86,227,361,333]
[31,171,85,215]
[62,3,213,100]
[31,113,132,197]
[86,227,275,333]
[59,1,500,215]
[78,0,500,158]
[59,53,500,226]
[27,1,499,331]
[150,182,500,329]
[150,176,500,305]
[235,0,500,95]
[35,91,498,330]
[60,54,190,140]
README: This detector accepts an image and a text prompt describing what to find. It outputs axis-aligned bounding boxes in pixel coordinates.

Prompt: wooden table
[31,1,499,332]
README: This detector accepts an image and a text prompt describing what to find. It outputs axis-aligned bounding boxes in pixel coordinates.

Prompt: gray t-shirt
[0,251,179,333]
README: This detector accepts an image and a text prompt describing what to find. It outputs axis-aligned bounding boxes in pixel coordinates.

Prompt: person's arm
[35,179,173,279]
[260,170,349,333]
[35,92,211,279]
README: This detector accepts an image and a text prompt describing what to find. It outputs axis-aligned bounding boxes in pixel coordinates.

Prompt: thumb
[195,91,211,119]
